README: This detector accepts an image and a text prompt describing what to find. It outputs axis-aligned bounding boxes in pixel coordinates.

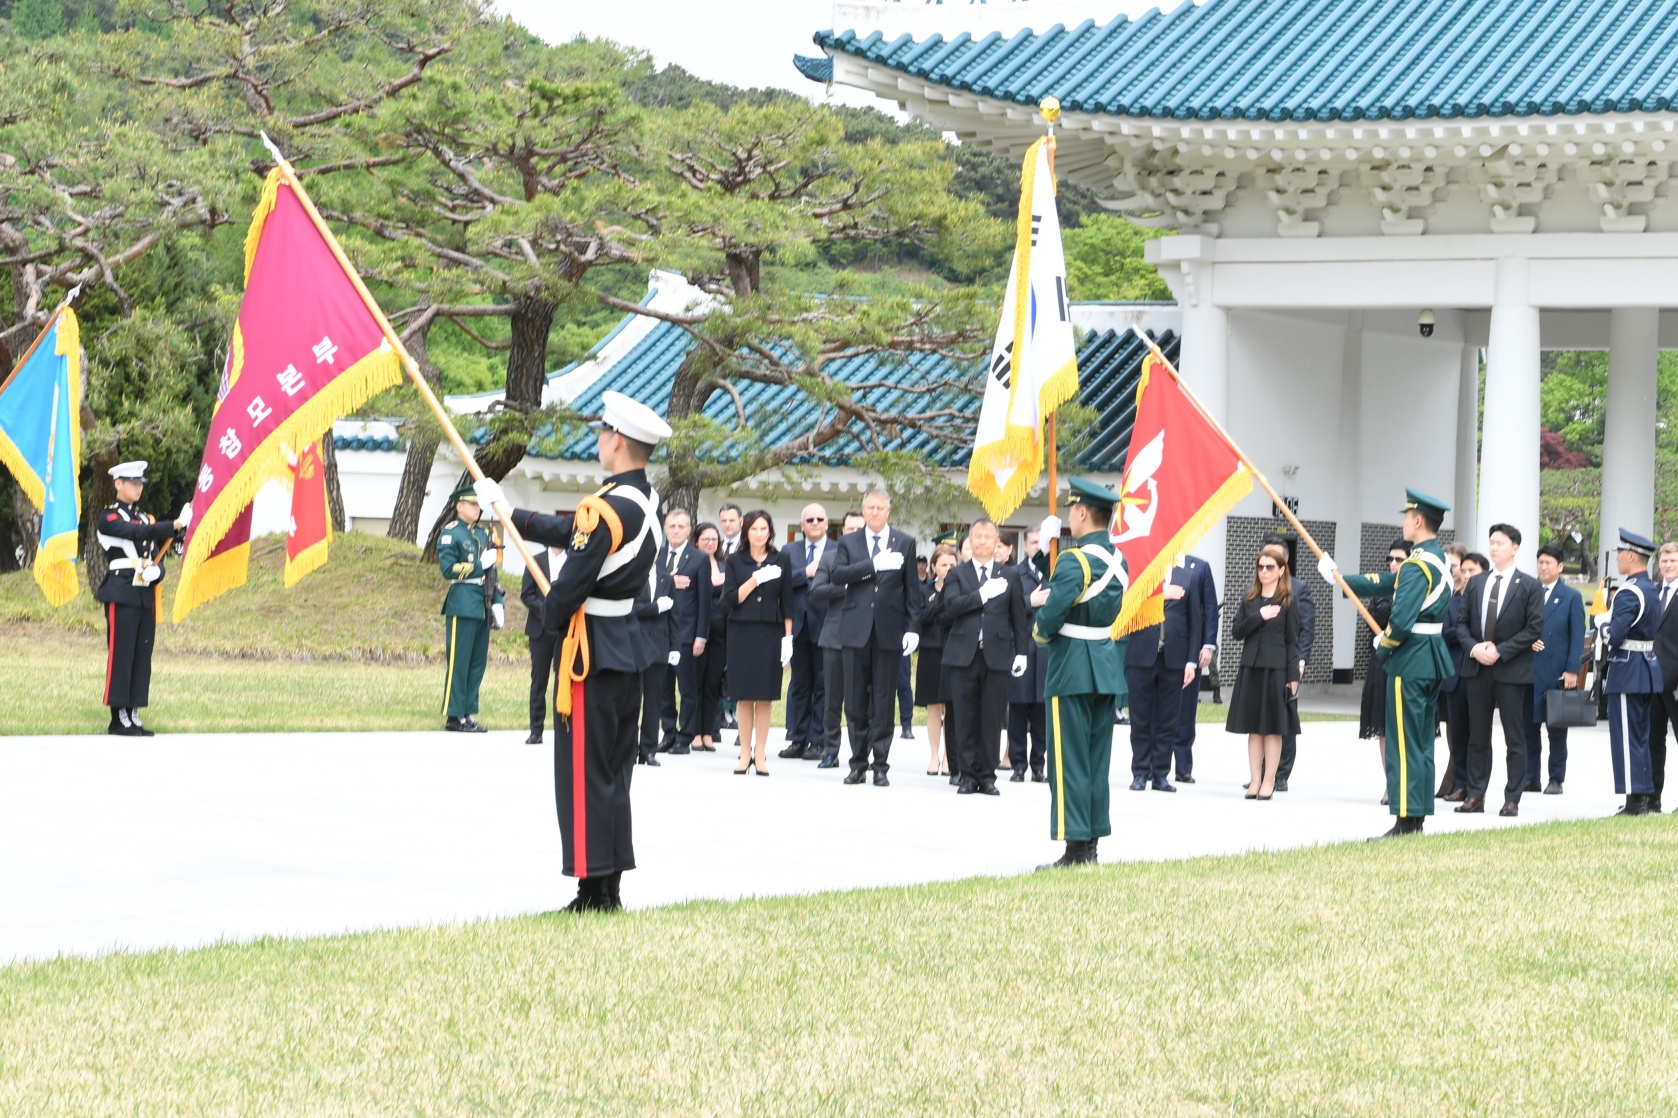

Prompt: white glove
[901,631,920,656]
[656,595,674,613]
[753,563,781,584]
[142,564,162,584]
[471,477,505,507]
[980,577,1010,602]
[1594,612,1611,631]
[1373,632,1384,651]
[872,549,904,572]
[1317,552,1338,581]
[176,503,193,530]
[1038,515,1061,543]
[1011,654,1027,678]
[491,602,505,629]
[780,635,794,666]
[668,650,681,667]
[480,548,499,569]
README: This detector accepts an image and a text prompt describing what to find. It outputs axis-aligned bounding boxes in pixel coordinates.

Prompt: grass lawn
[2,818,1676,1114]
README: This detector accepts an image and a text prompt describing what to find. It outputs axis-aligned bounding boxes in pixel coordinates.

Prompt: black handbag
[1545,689,1597,729]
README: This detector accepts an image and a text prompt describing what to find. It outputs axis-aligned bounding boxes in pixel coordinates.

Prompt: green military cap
[1065,476,1121,512]
[932,529,959,547]
[1401,488,1450,517]
[448,484,481,506]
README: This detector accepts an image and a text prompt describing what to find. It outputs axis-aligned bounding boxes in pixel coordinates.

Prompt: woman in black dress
[1360,540,1411,803]
[916,543,958,776]
[1226,543,1301,799]
[692,522,727,752]
[723,510,794,775]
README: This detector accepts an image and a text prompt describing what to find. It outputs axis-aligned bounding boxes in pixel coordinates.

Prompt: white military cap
[109,460,149,482]
[591,390,673,445]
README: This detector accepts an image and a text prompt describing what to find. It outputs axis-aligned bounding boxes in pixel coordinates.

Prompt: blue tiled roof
[334,434,404,452]
[792,54,832,83]
[812,0,1678,123]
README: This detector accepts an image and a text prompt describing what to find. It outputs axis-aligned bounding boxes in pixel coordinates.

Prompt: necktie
[1663,584,1672,610]
[1486,573,1503,634]
[807,540,815,566]
[666,548,677,575]
[978,564,988,583]
[871,534,881,557]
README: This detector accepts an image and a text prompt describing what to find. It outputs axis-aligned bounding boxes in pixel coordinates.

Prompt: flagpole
[0,286,79,396]
[1041,98,1062,571]
[1127,325,1384,636]
[259,135,549,593]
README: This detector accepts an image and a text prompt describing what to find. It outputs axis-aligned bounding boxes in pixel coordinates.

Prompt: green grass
[2,819,1677,1114]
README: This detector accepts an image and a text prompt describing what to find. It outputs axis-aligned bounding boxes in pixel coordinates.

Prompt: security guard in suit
[1600,528,1663,815]
[477,391,671,913]
[1032,478,1127,869]
[1323,489,1454,837]
[94,461,191,736]
[438,482,505,732]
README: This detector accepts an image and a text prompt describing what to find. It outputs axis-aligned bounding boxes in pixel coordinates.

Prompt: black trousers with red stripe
[557,667,639,879]
[105,601,156,710]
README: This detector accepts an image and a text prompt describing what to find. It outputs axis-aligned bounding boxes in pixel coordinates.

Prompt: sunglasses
[1257,562,1280,571]
[1388,555,1405,564]
[804,517,826,523]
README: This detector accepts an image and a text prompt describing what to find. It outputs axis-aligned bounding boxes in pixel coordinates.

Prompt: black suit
[784,534,832,748]
[1454,567,1545,802]
[941,558,1029,786]
[521,549,562,735]
[1124,561,1211,782]
[1274,571,1313,782]
[1437,591,1472,793]
[633,567,677,760]
[657,542,710,747]
[1008,557,1050,775]
[810,546,848,761]
[830,525,925,775]
[1648,579,1678,801]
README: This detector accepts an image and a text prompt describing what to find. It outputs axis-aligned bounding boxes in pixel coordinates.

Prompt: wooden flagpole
[1127,325,1384,636]
[1042,101,1062,571]
[259,135,549,593]
[0,286,79,395]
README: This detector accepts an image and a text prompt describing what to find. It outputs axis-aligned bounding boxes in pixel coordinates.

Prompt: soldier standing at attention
[473,391,671,913]
[1599,529,1662,816]
[438,481,505,733]
[1032,478,1127,869]
[1321,489,1454,838]
[95,461,191,736]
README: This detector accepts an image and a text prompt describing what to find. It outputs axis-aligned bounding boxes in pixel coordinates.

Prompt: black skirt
[915,648,948,706]
[1225,665,1301,737]
[727,618,783,701]
[1359,659,1388,739]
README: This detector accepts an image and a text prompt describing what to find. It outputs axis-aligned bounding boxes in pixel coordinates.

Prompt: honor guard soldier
[1600,529,1662,815]
[1321,489,1454,837]
[1032,478,1127,869]
[438,481,505,733]
[474,391,671,913]
[94,461,190,736]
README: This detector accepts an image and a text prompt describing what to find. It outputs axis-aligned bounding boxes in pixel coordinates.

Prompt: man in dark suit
[521,542,564,745]
[1008,529,1051,782]
[632,563,677,765]
[1646,540,1678,813]
[812,511,864,768]
[830,488,925,786]
[1526,542,1586,796]
[657,509,710,755]
[941,518,1030,796]
[1452,523,1545,816]
[780,502,832,760]
[1437,548,1483,800]
[1270,535,1311,790]
[1124,554,1212,792]
[1164,552,1220,784]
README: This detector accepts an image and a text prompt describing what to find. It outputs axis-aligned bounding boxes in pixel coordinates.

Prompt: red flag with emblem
[1110,352,1252,637]
[284,442,330,588]
[173,169,402,621]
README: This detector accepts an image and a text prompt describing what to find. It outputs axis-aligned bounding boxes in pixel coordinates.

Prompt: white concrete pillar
[1332,313,1364,675]
[1178,276,1229,599]
[1453,345,1480,545]
[1479,257,1541,574]
[1600,308,1659,552]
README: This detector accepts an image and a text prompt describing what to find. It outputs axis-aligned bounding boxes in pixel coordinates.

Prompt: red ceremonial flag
[1109,350,1253,637]
[173,169,402,621]
[284,442,331,588]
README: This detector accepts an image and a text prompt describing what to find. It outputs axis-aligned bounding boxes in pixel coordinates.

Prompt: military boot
[562,877,603,913]
[1036,841,1088,871]
[1082,837,1100,864]
[600,872,623,912]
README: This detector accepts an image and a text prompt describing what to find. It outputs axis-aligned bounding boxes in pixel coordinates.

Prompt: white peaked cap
[591,390,673,445]
[109,461,149,481]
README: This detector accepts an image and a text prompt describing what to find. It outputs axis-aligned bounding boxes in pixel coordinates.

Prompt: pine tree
[12,0,66,39]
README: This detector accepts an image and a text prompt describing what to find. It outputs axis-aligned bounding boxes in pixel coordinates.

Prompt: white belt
[1058,623,1111,641]
[582,596,633,617]
[1412,622,1443,634]
[1622,639,1654,652]
[457,577,484,586]
[109,558,142,571]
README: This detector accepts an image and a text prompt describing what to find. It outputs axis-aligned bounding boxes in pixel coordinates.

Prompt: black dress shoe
[949,773,961,786]
[1441,788,1467,802]
[1542,780,1563,795]
[525,731,544,745]
[640,753,661,767]
[1031,769,1047,783]
[803,743,825,760]
[873,770,890,787]
[1454,798,1485,813]
[461,716,487,734]
[445,716,467,732]
[1620,794,1651,816]
[1128,776,1147,791]
[1273,778,1288,792]
[1523,778,1542,793]
[1009,769,1026,783]
[900,727,915,740]
[978,780,1001,796]
[1175,774,1196,784]
[667,743,691,755]
[1499,801,1519,817]
[956,778,977,795]
[843,769,867,785]
[656,738,675,753]
[1150,777,1176,793]
[817,754,839,769]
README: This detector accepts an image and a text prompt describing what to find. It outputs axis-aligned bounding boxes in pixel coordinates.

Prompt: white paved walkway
[0,719,1627,964]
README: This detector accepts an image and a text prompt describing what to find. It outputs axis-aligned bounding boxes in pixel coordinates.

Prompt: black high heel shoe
[734,757,754,775]
[1257,787,1274,801]
[1244,787,1259,800]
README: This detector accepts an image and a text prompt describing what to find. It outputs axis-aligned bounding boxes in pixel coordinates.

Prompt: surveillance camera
[1418,308,1436,338]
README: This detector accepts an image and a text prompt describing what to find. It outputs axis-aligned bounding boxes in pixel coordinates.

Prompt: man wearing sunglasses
[780,503,832,760]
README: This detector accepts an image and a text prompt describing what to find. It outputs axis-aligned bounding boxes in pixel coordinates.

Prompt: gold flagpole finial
[1039,96,1061,131]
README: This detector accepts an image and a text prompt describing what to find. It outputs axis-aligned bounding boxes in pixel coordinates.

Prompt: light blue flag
[0,306,82,605]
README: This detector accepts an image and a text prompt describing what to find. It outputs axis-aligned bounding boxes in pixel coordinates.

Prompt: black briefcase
[1546,689,1597,729]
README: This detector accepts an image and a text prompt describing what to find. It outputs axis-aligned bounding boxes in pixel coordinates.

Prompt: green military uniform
[438,484,504,727]
[1347,489,1454,828]
[1033,479,1127,861]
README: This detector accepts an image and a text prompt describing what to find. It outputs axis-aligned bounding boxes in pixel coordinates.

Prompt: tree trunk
[724,250,761,298]
[80,442,118,587]
[662,476,701,521]
[421,468,472,563]
[505,294,556,410]
[388,314,447,545]
[320,434,346,532]
[8,482,37,571]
